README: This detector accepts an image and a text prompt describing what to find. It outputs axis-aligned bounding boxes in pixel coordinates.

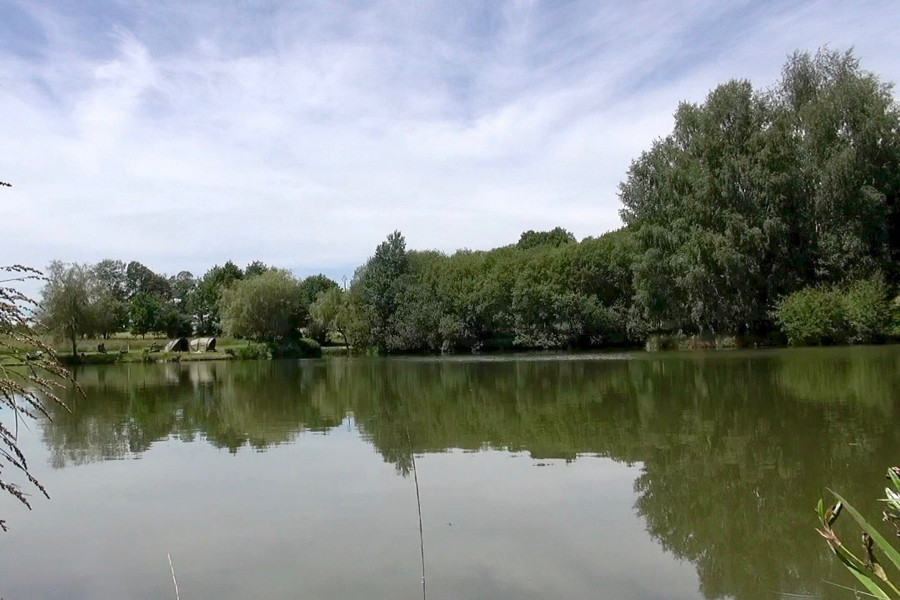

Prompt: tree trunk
[71,334,77,359]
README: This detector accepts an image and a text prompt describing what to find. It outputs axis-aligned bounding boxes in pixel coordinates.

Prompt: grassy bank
[57,350,236,365]
[44,336,326,364]
[3,334,254,365]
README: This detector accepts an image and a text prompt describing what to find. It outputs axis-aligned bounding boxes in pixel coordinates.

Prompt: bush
[842,273,890,343]
[774,286,848,346]
[269,338,322,359]
[775,274,890,346]
[225,343,272,360]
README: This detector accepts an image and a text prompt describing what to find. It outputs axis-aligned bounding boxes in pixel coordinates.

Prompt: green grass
[57,350,239,365]
[2,334,254,365]
[64,334,246,355]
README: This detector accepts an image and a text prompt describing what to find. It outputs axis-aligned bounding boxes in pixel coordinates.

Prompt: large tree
[39,261,94,356]
[219,269,304,341]
[128,292,163,337]
[619,49,900,334]
[92,259,127,300]
[125,261,171,300]
[359,231,408,351]
[189,261,244,335]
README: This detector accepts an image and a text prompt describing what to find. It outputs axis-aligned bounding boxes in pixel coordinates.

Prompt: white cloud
[1,0,898,279]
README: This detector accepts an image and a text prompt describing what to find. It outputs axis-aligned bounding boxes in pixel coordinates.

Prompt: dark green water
[2,347,898,599]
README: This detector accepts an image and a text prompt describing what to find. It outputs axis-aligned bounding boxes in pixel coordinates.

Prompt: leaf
[834,491,900,573]
[886,488,900,511]
[888,468,900,502]
[832,547,893,600]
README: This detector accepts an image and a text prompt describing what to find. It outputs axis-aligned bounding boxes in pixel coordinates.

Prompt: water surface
[2,347,898,599]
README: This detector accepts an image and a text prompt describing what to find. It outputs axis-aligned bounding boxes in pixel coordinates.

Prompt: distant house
[190,337,217,352]
[164,337,190,353]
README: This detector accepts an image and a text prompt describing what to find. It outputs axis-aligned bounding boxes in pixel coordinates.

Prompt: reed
[817,467,900,598]
[0,264,78,530]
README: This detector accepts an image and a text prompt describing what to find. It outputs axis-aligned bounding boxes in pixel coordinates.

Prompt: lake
[2,346,898,599]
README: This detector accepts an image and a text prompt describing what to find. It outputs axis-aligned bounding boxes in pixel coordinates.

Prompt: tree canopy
[620,48,900,334]
[219,269,306,342]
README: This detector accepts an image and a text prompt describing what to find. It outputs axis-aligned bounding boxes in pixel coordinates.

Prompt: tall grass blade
[832,549,892,600]
[833,492,900,572]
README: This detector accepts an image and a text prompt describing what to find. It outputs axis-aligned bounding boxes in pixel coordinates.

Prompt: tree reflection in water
[44,347,900,600]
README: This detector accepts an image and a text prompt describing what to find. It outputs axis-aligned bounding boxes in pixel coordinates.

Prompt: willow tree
[219,269,305,341]
[39,261,93,356]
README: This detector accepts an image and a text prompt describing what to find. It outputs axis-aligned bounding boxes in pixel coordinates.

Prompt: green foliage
[843,274,892,343]
[774,285,848,346]
[309,287,344,344]
[39,261,94,355]
[125,261,172,300]
[269,337,322,358]
[128,292,164,336]
[91,259,127,300]
[225,342,272,360]
[219,269,304,342]
[621,49,900,334]
[774,274,891,346]
[817,468,900,599]
[244,261,270,278]
[343,227,641,354]
[89,292,128,339]
[189,262,244,335]
[356,231,409,352]
[516,227,576,250]
[168,271,196,304]
[158,304,193,338]
[299,274,339,308]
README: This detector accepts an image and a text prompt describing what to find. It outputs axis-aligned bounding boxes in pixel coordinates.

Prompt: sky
[2,0,899,282]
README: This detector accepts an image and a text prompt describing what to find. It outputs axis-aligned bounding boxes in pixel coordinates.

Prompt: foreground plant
[0,264,74,531]
[817,467,900,598]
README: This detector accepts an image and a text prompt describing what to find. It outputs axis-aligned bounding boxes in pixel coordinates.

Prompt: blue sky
[2,0,899,282]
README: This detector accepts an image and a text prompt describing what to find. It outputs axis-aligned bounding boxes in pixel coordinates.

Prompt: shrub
[225,342,271,360]
[774,286,848,346]
[842,273,890,343]
[269,338,322,359]
[775,274,891,346]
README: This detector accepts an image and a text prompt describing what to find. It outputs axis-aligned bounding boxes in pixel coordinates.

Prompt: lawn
[1,333,252,364]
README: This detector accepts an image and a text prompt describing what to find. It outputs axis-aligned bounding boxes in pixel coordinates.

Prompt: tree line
[38,49,900,353]
[39,258,338,355]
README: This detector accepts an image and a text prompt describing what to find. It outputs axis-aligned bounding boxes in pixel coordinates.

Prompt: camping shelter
[164,337,190,353]
[190,337,217,352]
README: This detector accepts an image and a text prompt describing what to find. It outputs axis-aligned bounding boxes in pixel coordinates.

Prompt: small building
[164,337,190,353]
[190,337,217,352]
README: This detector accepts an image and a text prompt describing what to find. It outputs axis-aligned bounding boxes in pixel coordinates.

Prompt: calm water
[2,347,899,599]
